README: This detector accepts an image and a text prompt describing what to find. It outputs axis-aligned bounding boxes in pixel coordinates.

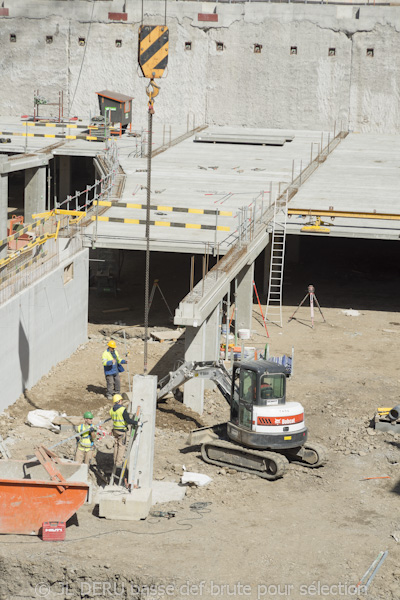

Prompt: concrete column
[59,155,71,204]
[183,303,221,413]
[183,320,206,414]
[129,374,157,490]
[0,157,8,260]
[236,261,255,331]
[24,166,46,223]
[98,374,156,521]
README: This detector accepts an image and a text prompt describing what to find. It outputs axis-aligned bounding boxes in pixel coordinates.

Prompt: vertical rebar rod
[225,287,230,360]
[143,108,153,374]
[190,255,194,292]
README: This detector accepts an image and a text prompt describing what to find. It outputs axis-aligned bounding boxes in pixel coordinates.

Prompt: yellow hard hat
[113,394,123,403]
[108,340,117,349]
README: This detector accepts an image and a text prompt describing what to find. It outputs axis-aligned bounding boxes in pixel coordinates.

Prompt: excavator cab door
[237,367,256,430]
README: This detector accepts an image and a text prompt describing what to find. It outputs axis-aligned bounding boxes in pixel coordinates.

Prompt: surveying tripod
[288,284,325,328]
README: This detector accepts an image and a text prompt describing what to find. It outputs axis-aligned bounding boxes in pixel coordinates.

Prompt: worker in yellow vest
[75,411,97,465]
[102,340,127,400]
[109,394,137,467]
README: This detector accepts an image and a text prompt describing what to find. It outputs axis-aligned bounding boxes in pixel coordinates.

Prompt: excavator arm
[157,361,234,406]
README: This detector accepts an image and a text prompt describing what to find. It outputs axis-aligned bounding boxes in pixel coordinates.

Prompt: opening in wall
[329,48,336,56]
[216,42,224,52]
[115,39,122,48]
[79,37,86,47]
[64,263,74,285]
[10,34,16,43]
[366,48,374,57]
[254,44,262,54]
[185,41,192,51]
[46,36,53,44]
[290,46,297,55]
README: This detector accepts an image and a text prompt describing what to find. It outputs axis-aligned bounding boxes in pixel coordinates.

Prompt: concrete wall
[0,247,89,412]
[0,1,399,132]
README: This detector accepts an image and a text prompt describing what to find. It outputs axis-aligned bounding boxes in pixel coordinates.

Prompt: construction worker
[102,340,127,400]
[109,394,138,468]
[75,411,97,465]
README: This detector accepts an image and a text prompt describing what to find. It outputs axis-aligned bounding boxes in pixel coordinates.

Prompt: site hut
[96,90,134,133]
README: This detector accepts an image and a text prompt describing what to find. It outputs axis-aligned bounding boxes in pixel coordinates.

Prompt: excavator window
[258,373,285,406]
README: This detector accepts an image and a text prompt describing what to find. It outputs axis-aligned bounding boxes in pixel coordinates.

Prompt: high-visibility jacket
[76,424,94,451]
[102,349,123,376]
[109,404,127,431]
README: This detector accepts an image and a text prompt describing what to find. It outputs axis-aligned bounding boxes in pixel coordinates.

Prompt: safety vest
[109,405,127,431]
[102,349,121,366]
[77,424,94,450]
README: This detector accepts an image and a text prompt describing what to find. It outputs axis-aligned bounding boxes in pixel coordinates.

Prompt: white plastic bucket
[238,328,251,340]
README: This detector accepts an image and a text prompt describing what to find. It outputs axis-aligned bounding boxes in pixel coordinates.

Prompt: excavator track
[201,440,289,481]
[284,441,328,468]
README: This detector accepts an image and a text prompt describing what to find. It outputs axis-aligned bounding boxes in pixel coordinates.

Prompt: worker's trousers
[75,447,94,465]
[105,372,121,399]
[112,429,127,466]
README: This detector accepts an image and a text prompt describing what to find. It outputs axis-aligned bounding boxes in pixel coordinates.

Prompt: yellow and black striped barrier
[0,215,50,248]
[93,200,232,217]
[25,122,88,129]
[0,251,48,286]
[0,130,105,142]
[91,215,230,231]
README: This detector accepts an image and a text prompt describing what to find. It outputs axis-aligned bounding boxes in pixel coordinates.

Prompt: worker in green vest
[75,411,97,465]
[109,394,137,467]
[102,340,127,400]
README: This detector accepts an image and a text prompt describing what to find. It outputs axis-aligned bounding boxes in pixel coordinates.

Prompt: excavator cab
[230,360,287,431]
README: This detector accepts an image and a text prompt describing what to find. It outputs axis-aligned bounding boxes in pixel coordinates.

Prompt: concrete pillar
[129,374,157,490]
[183,321,206,414]
[59,155,71,204]
[98,374,157,521]
[0,157,8,260]
[24,166,46,223]
[183,303,221,413]
[236,261,255,331]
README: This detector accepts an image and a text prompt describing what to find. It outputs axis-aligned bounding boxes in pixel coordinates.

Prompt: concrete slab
[83,126,334,254]
[152,481,186,505]
[98,485,152,521]
[151,330,184,342]
[287,133,400,240]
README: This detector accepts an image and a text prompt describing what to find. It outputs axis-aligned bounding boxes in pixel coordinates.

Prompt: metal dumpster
[0,447,89,535]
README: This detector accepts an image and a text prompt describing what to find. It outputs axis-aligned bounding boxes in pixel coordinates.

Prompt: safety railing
[56,139,120,212]
[0,212,85,306]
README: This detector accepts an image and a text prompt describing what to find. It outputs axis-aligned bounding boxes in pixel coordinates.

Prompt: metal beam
[288,208,400,221]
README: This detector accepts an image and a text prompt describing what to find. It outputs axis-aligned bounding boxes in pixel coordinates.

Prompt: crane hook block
[138,25,169,79]
[146,80,160,101]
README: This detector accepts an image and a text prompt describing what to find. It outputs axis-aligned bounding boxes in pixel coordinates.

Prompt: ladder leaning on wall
[265,195,288,328]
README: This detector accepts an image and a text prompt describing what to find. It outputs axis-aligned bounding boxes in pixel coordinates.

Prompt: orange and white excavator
[157,359,327,480]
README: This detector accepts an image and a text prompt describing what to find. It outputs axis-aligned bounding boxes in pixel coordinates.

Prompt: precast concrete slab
[98,486,152,521]
[84,126,333,253]
[287,133,400,240]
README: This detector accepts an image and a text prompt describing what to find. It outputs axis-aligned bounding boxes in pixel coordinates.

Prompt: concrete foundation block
[98,485,152,521]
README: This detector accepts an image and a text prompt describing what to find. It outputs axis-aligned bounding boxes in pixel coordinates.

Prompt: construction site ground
[1,245,400,600]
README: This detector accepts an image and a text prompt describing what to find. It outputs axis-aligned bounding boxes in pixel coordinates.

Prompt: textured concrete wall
[0,1,399,132]
[0,248,89,412]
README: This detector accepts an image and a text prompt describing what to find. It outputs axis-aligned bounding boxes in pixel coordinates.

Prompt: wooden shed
[96,90,134,127]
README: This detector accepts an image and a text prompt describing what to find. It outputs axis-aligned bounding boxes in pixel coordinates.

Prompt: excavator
[157,359,327,480]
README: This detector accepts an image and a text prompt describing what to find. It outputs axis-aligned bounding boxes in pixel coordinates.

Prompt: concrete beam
[24,166,46,223]
[174,228,270,326]
[236,262,255,331]
[0,154,50,175]
[0,157,8,259]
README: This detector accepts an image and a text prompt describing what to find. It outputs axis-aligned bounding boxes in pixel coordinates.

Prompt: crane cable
[141,0,167,374]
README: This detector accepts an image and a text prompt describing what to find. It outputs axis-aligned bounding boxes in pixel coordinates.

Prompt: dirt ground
[1,241,400,599]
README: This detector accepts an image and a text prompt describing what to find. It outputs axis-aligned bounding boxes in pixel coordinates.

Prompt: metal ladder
[265,198,288,328]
